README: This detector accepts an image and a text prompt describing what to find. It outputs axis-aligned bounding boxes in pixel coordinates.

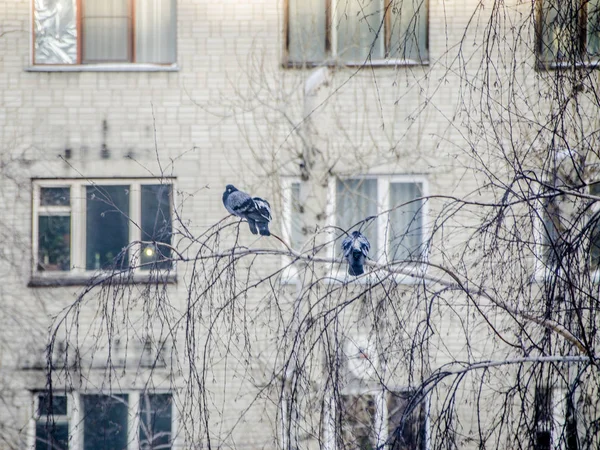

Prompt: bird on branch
[222,184,272,236]
[342,231,370,276]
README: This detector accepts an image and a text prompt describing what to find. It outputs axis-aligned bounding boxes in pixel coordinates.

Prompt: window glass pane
[590,184,600,268]
[288,0,327,63]
[542,196,562,266]
[389,182,423,261]
[140,184,172,270]
[136,0,177,63]
[539,0,581,63]
[588,0,600,56]
[534,387,552,450]
[38,215,71,271]
[83,394,128,450]
[340,394,377,449]
[41,187,70,206]
[38,394,68,416]
[388,0,428,61]
[35,422,69,450]
[34,0,77,64]
[139,393,172,450]
[82,0,131,62]
[336,0,384,61]
[336,179,378,255]
[290,182,305,251]
[387,391,426,450]
[86,185,130,270]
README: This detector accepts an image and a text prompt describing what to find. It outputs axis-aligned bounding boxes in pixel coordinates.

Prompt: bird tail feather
[247,220,259,235]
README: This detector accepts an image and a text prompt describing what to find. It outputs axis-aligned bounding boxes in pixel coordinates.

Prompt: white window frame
[31,178,176,284]
[326,174,429,282]
[285,0,429,67]
[281,177,306,281]
[30,390,177,450]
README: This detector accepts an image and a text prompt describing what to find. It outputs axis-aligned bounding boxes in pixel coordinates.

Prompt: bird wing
[249,197,272,222]
[341,235,353,257]
[226,190,256,217]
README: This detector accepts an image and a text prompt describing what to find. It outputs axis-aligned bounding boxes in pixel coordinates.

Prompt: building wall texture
[1,0,598,449]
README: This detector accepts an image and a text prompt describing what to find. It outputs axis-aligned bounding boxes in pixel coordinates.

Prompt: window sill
[25,63,179,73]
[283,59,429,69]
[28,271,176,287]
[536,60,600,71]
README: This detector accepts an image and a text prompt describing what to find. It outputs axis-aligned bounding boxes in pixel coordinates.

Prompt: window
[33,391,173,450]
[534,386,553,450]
[286,0,428,66]
[33,0,176,66]
[333,176,426,265]
[283,179,307,252]
[35,393,70,450]
[533,385,580,450]
[139,394,173,450]
[540,194,564,268]
[33,179,174,280]
[589,182,600,269]
[538,0,600,65]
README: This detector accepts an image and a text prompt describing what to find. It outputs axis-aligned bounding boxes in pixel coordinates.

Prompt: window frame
[30,390,176,450]
[326,174,429,281]
[31,178,176,286]
[283,0,430,67]
[30,0,178,71]
[536,0,600,69]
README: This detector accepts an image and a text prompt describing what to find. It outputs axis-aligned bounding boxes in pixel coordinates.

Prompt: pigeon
[342,231,370,276]
[222,184,272,236]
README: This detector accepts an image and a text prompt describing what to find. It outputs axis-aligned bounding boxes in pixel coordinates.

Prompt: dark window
[35,394,69,450]
[82,394,129,450]
[139,393,173,450]
[538,0,600,65]
[340,393,377,450]
[38,187,71,272]
[534,386,552,450]
[86,185,130,270]
[41,188,70,206]
[387,391,427,450]
[140,185,172,270]
[38,216,71,271]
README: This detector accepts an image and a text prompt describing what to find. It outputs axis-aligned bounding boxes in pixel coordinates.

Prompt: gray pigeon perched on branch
[342,231,370,276]
[222,184,272,236]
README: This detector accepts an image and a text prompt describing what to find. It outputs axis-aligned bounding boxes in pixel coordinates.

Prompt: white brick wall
[0,0,592,449]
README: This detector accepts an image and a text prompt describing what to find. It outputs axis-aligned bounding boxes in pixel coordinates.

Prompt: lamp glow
[144,246,155,257]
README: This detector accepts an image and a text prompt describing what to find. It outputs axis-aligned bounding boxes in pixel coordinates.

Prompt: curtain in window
[83,0,131,62]
[136,0,177,63]
[388,0,428,61]
[288,0,327,63]
[388,182,423,262]
[539,0,580,63]
[336,179,378,255]
[587,0,600,56]
[336,0,385,61]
